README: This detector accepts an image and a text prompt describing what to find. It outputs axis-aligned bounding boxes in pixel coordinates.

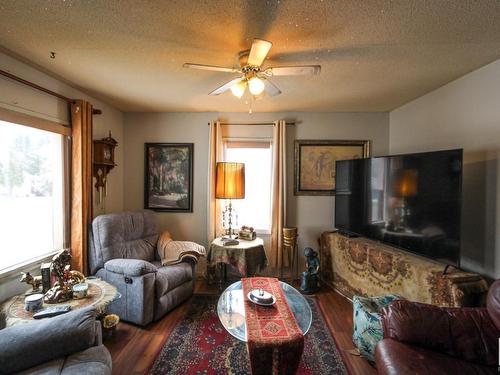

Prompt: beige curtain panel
[270,120,287,269]
[207,120,223,242]
[70,100,93,274]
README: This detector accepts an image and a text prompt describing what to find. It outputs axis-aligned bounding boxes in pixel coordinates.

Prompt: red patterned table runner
[242,277,304,375]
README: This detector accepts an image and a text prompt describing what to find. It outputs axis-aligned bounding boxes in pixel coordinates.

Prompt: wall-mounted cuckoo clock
[93,131,118,206]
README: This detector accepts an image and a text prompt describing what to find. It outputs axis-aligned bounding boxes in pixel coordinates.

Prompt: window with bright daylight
[224,140,272,232]
[0,119,65,272]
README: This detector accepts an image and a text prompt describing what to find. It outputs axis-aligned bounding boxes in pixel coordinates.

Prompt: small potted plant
[102,314,120,340]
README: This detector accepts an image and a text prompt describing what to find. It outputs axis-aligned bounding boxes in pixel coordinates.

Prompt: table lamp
[216,162,245,243]
[393,169,418,230]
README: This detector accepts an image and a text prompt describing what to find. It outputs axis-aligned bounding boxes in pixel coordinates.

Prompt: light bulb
[230,80,247,98]
[248,77,265,96]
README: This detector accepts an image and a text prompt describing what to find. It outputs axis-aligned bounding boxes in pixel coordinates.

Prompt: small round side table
[207,237,268,287]
[0,278,120,327]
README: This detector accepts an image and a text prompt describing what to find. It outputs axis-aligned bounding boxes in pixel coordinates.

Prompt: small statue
[20,272,42,294]
[51,249,72,286]
[44,249,74,304]
[300,247,320,294]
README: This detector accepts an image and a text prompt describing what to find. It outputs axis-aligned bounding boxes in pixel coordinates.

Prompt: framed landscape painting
[144,143,193,212]
[294,139,370,195]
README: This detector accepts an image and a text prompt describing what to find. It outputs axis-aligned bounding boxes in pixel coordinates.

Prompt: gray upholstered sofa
[88,210,195,326]
[0,307,111,375]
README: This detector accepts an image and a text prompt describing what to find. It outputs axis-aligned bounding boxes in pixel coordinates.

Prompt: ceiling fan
[183,38,321,98]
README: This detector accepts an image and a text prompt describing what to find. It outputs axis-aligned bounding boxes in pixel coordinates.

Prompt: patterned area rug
[148,295,348,375]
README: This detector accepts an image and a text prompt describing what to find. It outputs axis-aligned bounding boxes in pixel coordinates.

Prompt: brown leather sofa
[375,279,500,375]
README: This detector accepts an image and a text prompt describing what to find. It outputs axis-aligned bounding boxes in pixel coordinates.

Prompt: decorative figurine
[20,272,42,294]
[51,250,72,285]
[44,249,74,304]
[238,225,256,241]
[68,269,86,285]
[300,247,320,294]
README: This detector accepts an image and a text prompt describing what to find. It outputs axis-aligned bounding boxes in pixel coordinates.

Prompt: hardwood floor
[105,279,376,375]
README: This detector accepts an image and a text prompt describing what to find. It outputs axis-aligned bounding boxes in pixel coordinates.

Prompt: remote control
[33,305,72,319]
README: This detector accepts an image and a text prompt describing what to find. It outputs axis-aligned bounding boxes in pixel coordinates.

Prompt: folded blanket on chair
[157,231,206,266]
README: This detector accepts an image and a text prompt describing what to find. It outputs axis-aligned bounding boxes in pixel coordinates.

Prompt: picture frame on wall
[144,143,194,212]
[294,139,370,196]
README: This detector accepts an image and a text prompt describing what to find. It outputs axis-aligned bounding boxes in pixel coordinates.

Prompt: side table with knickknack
[207,237,268,287]
[0,278,120,327]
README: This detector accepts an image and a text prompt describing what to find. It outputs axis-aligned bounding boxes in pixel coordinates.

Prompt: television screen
[335,149,462,267]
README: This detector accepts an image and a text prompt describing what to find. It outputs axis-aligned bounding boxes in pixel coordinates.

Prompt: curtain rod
[0,68,102,115]
[208,121,295,126]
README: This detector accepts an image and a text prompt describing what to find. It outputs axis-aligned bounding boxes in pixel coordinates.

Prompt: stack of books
[221,237,239,246]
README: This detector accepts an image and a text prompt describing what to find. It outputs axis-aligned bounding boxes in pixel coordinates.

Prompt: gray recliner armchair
[89,210,195,326]
[0,307,111,375]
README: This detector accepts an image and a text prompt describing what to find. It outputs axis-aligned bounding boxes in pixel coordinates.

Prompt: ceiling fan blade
[264,79,282,97]
[265,65,321,76]
[209,77,244,96]
[183,63,240,73]
[247,39,273,67]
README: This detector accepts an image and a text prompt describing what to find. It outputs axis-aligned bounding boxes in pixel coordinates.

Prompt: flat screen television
[335,149,462,267]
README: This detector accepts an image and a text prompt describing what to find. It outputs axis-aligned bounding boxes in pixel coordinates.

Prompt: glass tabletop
[217,280,312,342]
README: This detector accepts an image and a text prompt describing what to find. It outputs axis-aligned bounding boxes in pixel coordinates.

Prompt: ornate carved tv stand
[320,231,488,307]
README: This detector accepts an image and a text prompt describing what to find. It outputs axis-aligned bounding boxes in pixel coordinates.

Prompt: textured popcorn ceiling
[1,1,500,112]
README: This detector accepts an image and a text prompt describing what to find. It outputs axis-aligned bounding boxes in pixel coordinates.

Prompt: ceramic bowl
[72,283,89,299]
[24,293,44,312]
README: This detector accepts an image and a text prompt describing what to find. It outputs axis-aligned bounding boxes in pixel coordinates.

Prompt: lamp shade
[394,169,418,198]
[215,162,245,199]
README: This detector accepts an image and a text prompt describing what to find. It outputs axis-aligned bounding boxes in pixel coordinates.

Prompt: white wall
[124,112,389,274]
[0,51,124,302]
[124,112,212,244]
[390,58,500,278]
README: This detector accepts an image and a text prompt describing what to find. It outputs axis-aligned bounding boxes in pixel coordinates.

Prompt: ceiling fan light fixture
[248,77,265,96]
[184,38,321,100]
[230,80,247,98]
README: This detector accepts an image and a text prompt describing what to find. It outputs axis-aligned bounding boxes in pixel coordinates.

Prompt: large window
[0,119,66,272]
[224,140,272,231]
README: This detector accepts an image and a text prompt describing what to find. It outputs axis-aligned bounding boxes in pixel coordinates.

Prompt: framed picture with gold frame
[294,139,370,195]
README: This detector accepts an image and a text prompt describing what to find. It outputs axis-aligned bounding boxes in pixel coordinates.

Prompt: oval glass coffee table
[217,280,312,342]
